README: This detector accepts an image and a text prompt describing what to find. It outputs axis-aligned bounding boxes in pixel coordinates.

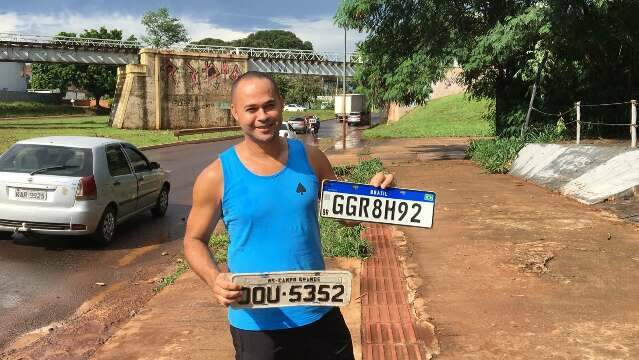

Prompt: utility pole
[521,51,549,138]
[342,27,347,151]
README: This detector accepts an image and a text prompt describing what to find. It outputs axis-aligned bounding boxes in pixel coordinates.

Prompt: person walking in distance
[183,71,393,360]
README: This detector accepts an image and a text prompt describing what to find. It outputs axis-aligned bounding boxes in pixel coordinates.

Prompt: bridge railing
[181,43,361,63]
[0,32,361,63]
[0,32,141,49]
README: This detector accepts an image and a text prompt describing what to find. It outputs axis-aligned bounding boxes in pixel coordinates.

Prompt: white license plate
[320,180,435,228]
[13,188,47,201]
[231,271,352,309]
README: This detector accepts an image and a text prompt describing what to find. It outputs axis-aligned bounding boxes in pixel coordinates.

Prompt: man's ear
[230,104,239,123]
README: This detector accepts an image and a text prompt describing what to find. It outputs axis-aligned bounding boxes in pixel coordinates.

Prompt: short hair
[230,71,281,102]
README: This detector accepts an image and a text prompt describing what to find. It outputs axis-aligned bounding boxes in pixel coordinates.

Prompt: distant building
[0,63,28,91]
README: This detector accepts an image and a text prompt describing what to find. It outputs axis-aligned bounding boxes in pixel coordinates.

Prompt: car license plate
[320,180,435,228]
[231,271,352,309]
[13,188,47,201]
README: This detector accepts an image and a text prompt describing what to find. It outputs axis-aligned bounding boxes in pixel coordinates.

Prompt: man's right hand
[212,272,243,307]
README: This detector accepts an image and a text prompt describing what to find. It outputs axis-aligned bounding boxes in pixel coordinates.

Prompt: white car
[278,122,296,139]
[284,104,307,112]
[0,136,170,245]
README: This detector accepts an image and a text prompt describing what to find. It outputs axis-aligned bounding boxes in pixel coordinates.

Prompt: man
[183,71,393,360]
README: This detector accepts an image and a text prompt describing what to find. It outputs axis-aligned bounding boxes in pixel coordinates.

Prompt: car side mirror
[150,162,160,170]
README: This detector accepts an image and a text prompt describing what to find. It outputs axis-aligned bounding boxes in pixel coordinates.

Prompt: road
[0,118,367,350]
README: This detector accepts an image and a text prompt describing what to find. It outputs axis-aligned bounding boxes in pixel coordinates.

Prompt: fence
[530,100,638,147]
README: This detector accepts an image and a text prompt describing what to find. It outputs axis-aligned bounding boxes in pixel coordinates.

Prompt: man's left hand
[369,171,394,189]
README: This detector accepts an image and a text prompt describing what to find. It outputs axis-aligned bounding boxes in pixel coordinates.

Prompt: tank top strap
[286,139,314,174]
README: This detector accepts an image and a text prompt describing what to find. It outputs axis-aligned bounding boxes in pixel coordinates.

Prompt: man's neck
[241,136,285,160]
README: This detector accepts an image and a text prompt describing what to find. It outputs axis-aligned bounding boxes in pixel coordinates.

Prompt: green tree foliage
[337,1,639,136]
[232,30,313,50]
[191,37,229,47]
[30,27,126,108]
[275,75,323,105]
[141,7,189,48]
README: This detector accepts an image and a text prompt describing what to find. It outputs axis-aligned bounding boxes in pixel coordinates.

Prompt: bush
[467,122,565,173]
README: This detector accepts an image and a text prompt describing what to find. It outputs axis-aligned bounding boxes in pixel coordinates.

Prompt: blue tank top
[219,138,330,330]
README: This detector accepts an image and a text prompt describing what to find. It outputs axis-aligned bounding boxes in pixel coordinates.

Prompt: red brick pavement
[361,224,426,360]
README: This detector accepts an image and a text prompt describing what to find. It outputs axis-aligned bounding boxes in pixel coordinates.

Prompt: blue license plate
[320,180,435,228]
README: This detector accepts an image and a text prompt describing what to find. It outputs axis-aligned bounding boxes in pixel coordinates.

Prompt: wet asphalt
[0,117,371,348]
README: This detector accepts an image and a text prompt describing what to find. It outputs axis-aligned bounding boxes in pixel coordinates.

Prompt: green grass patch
[333,158,384,184]
[283,109,334,121]
[0,115,242,153]
[0,101,87,117]
[209,231,230,263]
[154,261,189,292]
[364,94,492,138]
[467,122,566,173]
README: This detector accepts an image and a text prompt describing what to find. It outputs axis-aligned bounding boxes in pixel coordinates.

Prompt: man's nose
[255,108,269,121]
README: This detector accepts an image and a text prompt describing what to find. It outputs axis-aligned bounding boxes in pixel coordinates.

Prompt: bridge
[0,32,358,77]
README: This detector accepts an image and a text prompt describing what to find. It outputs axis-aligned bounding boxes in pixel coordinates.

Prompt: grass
[0,101,87,117]
[0,115,242,153]
[209,231,230,263]
[153,261,189,292]
[466,123,566,173]
[283,109,334,121]
[364,94,492,138]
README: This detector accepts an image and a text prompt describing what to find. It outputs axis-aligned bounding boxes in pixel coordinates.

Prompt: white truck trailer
[334,94,368,124]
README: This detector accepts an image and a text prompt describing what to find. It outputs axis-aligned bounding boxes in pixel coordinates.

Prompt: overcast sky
[0,0,366,53]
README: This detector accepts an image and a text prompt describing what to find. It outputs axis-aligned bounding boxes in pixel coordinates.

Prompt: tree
[231,30,313,50]
[190,37,230,47]
[336,1,639,136]
[141,7,189,48]
[30,27,126,109]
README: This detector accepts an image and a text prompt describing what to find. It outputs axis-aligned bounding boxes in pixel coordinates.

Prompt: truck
[334,94,369,125]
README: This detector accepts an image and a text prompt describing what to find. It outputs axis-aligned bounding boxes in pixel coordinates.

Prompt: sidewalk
[91,137,639,359]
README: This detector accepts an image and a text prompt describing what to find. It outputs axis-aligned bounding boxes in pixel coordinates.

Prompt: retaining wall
[511,143,639,204]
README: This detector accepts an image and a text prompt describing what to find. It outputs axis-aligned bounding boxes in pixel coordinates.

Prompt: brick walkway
[361,224,426,360]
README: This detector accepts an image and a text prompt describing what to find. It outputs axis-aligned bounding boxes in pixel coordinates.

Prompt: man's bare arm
[183,160,241,306]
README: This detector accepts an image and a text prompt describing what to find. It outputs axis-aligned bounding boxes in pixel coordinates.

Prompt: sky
[0,0,366,53]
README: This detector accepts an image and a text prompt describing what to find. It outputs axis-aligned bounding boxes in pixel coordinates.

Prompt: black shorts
[230,307,355,360]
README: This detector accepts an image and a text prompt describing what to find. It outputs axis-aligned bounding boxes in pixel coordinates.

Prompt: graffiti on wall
[160,57,245,90]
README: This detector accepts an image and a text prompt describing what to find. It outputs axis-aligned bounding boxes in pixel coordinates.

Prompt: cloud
[0,12,248,43]
[270,16,367,54]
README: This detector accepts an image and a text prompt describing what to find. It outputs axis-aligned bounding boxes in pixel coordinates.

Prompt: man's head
[230,72,284,144]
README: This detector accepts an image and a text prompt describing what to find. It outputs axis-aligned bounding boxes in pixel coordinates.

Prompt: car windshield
[280,123,289,130]
[350,112,360,115]
[289,117,304,122]
[0,144,93,176]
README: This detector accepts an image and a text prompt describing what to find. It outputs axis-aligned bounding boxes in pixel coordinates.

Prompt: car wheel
[151,186,170,218]
[93,206,117,246]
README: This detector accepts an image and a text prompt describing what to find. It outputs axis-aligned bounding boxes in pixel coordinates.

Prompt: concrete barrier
[511,143,639,204]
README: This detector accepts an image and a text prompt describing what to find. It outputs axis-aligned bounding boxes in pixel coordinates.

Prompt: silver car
[0,136,170,245]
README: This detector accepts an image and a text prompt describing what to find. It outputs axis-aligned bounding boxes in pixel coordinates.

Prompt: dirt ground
[365,138,639,359]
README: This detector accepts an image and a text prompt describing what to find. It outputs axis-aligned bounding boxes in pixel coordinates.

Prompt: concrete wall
[0,63,28,91]
[429,67,465,100]
[511,143,639,204]
[112,49,248,129]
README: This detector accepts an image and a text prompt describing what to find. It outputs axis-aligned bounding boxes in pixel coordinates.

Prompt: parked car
[278,122,296,139]
[287,116,308,133]
[284,104,307,112]
[347,112,370,126]
[0,136,170,245]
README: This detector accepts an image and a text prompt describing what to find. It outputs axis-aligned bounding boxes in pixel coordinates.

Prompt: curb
[138,135,243,151]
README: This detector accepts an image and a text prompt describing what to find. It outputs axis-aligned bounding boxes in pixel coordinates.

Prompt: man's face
[231,78,283,143]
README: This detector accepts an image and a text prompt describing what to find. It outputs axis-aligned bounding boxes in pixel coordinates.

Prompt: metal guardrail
[0,32,361,63]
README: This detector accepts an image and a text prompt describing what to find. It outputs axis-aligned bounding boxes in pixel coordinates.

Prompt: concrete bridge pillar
[110,49,248,129]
